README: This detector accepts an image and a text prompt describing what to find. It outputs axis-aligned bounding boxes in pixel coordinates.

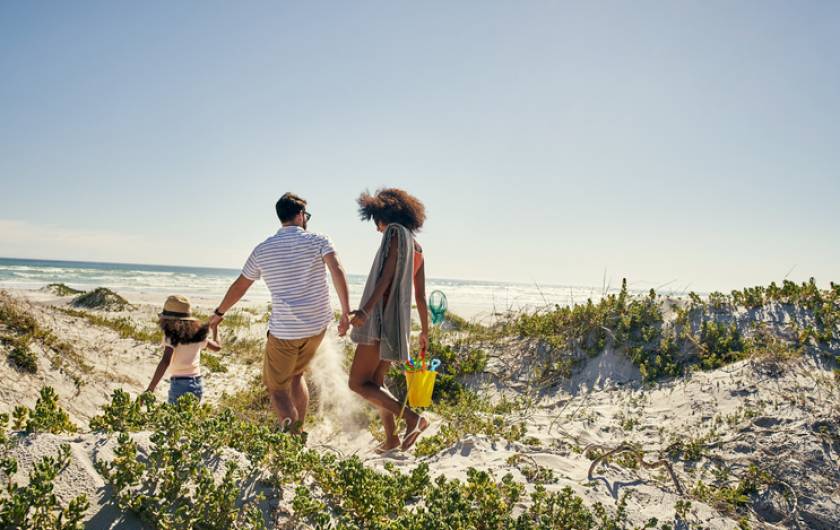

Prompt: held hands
[349,308,369,328]
[208,313,224,331]
[337,312,350,337]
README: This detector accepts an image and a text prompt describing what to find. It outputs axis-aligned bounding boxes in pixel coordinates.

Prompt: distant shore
[0,256,621,320]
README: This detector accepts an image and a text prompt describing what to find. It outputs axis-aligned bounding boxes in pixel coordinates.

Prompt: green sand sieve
[429,290,447,325]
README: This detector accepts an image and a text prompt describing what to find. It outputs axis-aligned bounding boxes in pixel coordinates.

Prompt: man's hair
[357,188,426,232]
[275,193,307,222]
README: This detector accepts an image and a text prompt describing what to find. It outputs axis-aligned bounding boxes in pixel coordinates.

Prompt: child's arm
[146,346,174,393]
[206,324,222,352]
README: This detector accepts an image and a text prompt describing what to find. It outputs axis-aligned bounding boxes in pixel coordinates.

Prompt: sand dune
[2,287,839,528]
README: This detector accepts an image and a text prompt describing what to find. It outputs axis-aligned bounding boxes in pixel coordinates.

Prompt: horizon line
[0,255,600,291]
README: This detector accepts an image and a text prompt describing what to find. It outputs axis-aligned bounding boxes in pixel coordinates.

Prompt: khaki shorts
[262,329,326,391]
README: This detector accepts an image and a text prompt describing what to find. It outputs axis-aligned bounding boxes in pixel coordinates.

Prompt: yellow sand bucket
[404,368,437,408]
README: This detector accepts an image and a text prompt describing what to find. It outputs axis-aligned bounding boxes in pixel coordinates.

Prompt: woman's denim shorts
[168,376,203,404]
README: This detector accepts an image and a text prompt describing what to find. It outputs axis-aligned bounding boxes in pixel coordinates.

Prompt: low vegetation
[87,389,661,528]
[45,283,85,297]
[220,335,264,364]
[12,387,77,435]
[216,376,275,428]
[6,336,38,373]
[71,287,132,311]
[415,392,530,457]
[203,352,228,373]
[510,278,838,382]
[0,413,88,529]
[58,307,162,344]
[1,293,92,382]
[2,280,837,528]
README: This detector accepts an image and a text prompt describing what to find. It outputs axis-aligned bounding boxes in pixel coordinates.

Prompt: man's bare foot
[401,415,429,451]
[375,436,401,454]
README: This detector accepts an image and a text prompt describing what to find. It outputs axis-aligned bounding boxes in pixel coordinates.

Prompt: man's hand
[337,312,350,337]
[209,313,224,330]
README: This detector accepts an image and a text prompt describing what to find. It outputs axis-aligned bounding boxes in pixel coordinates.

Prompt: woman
[349,188,430,453]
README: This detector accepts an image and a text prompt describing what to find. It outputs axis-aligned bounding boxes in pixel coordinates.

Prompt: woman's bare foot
[375,435,401,454]
[401,415,429,451]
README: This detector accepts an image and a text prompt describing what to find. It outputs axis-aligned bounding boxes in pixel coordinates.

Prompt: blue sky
[1,1,838,291]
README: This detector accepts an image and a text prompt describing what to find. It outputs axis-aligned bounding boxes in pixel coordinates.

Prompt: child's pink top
[163,337,206,377]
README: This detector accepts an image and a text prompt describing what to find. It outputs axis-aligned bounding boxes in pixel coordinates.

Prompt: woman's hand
[350,308,368,328]
[419,330,429,352]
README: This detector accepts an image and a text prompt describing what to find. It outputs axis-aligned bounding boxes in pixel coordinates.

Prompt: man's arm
[209,274,254,328]
[324,253,351,336]
[146,347,174,393]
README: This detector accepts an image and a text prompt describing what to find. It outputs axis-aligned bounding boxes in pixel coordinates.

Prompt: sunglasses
[303,211,312,221]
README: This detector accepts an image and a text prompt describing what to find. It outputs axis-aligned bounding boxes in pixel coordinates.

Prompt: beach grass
[45,283,85,296]
[202,352,227,373]
[1,294,93,379]
[57,307,163,344]
[71,287,132,311]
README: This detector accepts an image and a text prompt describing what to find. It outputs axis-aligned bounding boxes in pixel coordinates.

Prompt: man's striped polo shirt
[241,226,335,340]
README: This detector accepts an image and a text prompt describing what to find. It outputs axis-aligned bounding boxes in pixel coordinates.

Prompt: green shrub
[12,387,77,434]
[6,336,37,373]
[697,321,745,369]
[90,389,159,432]
[691,465,771,515]
[419,337,488,402]
[0,444,89,529]
[96,395,269,528]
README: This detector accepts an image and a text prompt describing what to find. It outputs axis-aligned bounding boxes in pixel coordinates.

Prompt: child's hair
[159,319,209,347]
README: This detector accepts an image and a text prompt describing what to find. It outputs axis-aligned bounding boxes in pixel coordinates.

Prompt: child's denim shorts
[168,376,203,404]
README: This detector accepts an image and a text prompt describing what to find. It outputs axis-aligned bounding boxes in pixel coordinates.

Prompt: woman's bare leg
[349,343,418,449]
[373,361,398,447]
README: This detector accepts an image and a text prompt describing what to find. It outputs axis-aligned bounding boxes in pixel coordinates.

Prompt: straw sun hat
[159,295,198,321]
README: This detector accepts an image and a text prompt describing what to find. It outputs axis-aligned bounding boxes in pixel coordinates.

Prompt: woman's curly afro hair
[356,188,426,232]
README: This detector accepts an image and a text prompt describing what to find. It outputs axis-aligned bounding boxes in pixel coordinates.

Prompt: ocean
[0,257,614,319]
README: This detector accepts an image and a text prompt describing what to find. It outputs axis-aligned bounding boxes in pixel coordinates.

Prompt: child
[146,295,221,404]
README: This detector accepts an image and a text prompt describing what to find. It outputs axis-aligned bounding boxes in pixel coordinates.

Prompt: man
[209,192,351,432]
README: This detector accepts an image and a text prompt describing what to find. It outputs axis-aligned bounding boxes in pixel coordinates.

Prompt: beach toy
[404,349,438,408]
[429,358,441,372]
[429,290,448,326]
